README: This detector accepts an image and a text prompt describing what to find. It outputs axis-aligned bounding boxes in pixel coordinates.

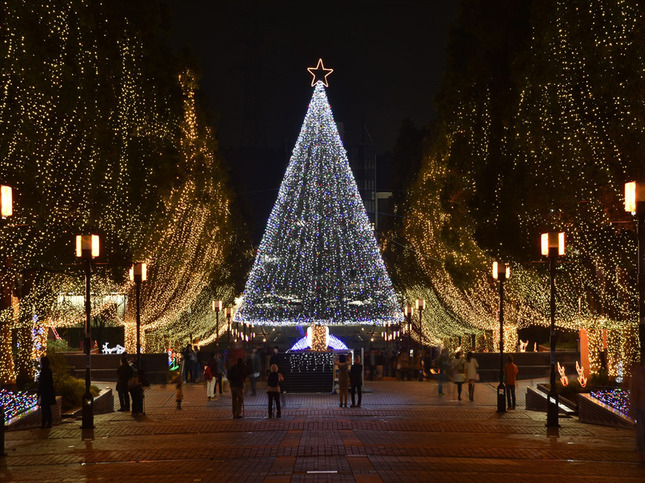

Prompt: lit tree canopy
[236,82,402,327]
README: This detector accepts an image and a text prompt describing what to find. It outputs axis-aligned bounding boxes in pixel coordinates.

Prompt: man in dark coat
[227,358,247,418]
[116,355,134,411]
[37,356,56,428]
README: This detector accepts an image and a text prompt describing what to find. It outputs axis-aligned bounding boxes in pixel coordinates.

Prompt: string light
[235,81,402,327]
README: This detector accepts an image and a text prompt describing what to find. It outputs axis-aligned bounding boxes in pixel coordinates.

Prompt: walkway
[1,379,641,482]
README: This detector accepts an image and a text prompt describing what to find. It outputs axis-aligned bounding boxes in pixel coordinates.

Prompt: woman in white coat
[464,351,479,402]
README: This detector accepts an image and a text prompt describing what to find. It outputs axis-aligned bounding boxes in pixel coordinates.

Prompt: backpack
[267,372,280,388]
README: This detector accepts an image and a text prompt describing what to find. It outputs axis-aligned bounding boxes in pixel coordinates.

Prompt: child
[175,375,183,410]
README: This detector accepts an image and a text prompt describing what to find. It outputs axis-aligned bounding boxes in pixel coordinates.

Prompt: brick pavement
[1,379,642,482]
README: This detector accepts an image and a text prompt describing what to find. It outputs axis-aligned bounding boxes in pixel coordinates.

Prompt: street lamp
[129,262,147,370]
[212,300,222,351]
[625,181,645,364]
[75,234,99,429]
[541,231,565,427]
[0,185,12,219]
[492,261,511,413]
[416,299,425,353]
[403,304,414,352]
[225,307,234,348]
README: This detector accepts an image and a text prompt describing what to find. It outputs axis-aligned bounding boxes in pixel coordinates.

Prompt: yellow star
[307,58,333,87]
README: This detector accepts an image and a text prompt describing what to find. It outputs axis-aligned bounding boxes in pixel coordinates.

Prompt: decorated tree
[235,63,402,328]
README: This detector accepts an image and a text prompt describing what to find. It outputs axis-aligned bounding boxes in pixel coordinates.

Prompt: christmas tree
[235,63,402,327]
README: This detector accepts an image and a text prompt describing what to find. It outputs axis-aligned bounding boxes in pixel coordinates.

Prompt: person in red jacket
[504,355,519,409]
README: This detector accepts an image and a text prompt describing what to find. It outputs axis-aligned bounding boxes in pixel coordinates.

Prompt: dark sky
[166,1,460,238]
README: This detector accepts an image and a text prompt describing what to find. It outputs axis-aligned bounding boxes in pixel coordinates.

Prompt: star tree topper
[307,58,333,87]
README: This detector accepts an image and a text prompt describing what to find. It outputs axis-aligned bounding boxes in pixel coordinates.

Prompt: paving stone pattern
[1,379,642,482]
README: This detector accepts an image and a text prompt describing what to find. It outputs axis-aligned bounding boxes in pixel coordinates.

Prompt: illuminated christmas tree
[236,61,402,327]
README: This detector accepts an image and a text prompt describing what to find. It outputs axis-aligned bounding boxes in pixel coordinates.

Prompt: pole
[136,277,141,371]
[638,212,645,364]
[407,314,411,352]
[215,311,219,352]
[546,251,559,427]
[418,308,423,353]
[81,257,94,429]
[497,277,506,413]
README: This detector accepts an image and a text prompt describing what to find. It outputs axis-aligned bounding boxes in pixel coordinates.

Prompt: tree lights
[235,78,402,328]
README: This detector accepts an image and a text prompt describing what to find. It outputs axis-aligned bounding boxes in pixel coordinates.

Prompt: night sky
[167,1,460,239]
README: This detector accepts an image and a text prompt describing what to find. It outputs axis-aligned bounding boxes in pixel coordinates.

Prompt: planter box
[71,388,114,417]
[578,393,634,428]
[7,396,62,430]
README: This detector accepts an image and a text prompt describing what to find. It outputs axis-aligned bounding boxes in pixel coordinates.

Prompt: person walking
[205,352,218,399]
[37,356,56,428]
[336,354,349,407]
[504,355,519,409]
[350,355,363,408]
[434,348,450,395]
[375,351,385,380]
[182,344,195,383]
[249,348,261,396]
[465,351,479,402]
[227,358,247,418]
[450,351,466,401]
[266,363,284,418]
[116,355,133,411]
[216,352,224,396]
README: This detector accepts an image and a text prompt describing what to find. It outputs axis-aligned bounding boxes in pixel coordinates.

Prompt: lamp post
[75,234,99,429]
[541,231,565,428]
[625,181,645,364]
[416,299,426,353]
[129,262,147,370]
[492,261,511,413]
[0,185,12,220]
[225,307,233,348]
[403,304,414,352]
[212,300,222,351]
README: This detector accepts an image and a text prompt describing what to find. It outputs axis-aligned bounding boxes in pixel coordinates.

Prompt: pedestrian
[191,344,201,383]
[249,348,261,396]
[227,357,247,418]
[434,348,450,395]
[182,344,195,382]
[630,363,645,462]
[129,368,148,416]
[336,354,349,407]
[350,355,363,407]
[175,374,183,410]
[216,352,224,395]
[37,356,56,428]
[504,355,519,410]
[411,351,422,381]
[269,346,279,367]
[450,351,466,401]
[205,352,218,399]
[267,363,283,418]
[116,355,133,411]
[398,351,410,380]
[465,351,479,402]
[375,350,385,380]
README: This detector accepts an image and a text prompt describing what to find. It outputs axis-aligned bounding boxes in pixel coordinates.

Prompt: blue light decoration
[235,77,403,328]
[591,388,630,417]
[0,389,39,424]
[288,333,349,352]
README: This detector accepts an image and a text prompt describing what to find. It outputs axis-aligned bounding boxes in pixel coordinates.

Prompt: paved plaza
[1,379,642,482]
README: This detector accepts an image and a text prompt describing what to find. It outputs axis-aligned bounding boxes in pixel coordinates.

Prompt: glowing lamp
[625,181,645,215]
[212,300,222,312]
[541,232,565,257]
[75,234,100,258]
[129,262,147,282]
[492,262,511,281]
[225,307,234,317]
[0,185,12,218]
[403,305,414,317]
[416,299,426,310]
